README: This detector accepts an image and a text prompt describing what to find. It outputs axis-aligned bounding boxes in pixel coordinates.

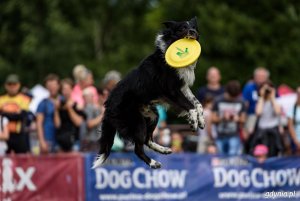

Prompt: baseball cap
[5,74,20,84]
[253,144,268,156]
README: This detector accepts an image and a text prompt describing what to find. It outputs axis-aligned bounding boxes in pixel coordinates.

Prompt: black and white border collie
[93,17,205,169]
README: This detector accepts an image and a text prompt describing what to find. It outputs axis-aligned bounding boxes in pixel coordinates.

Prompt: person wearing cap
[253,144,269,163]
[0,74,31,153]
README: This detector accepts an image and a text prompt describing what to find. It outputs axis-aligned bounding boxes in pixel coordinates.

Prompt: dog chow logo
[95,167,188,189]
[0,158,37,193]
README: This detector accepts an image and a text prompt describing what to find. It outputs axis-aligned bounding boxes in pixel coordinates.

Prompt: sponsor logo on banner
[0,154,84,201]
[95,167,187,189]
[85,153,300,201]
[1,158,36,193]
[213,167,300,188]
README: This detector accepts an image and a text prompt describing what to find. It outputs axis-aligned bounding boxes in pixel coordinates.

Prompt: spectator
[102,70,122,92]
[253,144,268,163]
[153,105,168,142]
[0,114,9,155]
[250,81,282,157]
[212,80,246,155]
[81,87,104,152]
[54,78,86,152]
[0,74,32,153]
[157,128,171,148]
[206,141,217,155]
[197,95,215,154]
[36,74,60,153]
[101,71,126,152]
[196,66,224,103]
[71,64,99,109]
[156,105,167,128]
[243,67,270,135]
[97,87,109,107]
[287,86,300,155]
[171,132,183,153]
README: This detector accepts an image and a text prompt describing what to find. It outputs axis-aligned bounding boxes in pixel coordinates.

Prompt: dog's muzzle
[186,29,199,40]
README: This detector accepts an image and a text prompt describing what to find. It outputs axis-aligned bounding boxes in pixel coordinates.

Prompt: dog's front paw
[198,116,205,129]
[187,109,198,131]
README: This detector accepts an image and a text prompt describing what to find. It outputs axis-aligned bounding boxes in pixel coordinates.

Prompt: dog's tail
[92,119,116,169]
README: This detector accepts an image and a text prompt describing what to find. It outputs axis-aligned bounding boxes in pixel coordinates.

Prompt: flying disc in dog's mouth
[165,38,201,68]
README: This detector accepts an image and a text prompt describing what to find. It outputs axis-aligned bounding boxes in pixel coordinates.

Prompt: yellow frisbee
[165,38,201,68]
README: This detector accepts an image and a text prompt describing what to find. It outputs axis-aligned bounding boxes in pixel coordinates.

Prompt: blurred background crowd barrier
[1,153,300,201]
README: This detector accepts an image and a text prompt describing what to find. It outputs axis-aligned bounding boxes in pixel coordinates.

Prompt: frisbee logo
[176,47,189,58]
[1,158,37,193]
[95,168,187,189]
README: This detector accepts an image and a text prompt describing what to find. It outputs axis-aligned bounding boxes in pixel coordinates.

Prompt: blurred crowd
[0,65,300,163]
[194,66,300,162]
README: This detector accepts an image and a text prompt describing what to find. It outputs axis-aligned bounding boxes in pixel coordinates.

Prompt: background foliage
[1,0,300,90]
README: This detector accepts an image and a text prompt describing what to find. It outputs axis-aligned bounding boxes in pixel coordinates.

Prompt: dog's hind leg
[133,113,162,169]
[135,143,162,169]
[143,108,172,155]
[148,141,172,154]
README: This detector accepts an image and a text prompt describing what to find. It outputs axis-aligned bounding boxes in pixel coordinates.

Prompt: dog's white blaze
[155,34,167,53]
[92,154,106,169]
[176,63,196,86]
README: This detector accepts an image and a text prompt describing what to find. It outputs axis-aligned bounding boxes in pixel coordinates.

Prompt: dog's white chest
[176,62,196,86]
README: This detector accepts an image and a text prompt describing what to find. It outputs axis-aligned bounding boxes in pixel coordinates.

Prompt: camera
[60,98,66,106]
[265,88,271,94]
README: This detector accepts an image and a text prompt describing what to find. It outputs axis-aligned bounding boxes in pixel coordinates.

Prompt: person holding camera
[250,81,283,157]
[54,78,86,152]
[242,67,270,135]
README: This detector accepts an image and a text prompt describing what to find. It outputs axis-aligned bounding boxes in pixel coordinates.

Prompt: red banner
[0,153,85,201]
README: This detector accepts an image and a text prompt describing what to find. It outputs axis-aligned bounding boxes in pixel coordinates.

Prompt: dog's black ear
[163,21,176,29]
[189,17,198,30]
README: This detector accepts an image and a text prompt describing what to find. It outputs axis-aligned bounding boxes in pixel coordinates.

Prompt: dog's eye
[181,25,188,31]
